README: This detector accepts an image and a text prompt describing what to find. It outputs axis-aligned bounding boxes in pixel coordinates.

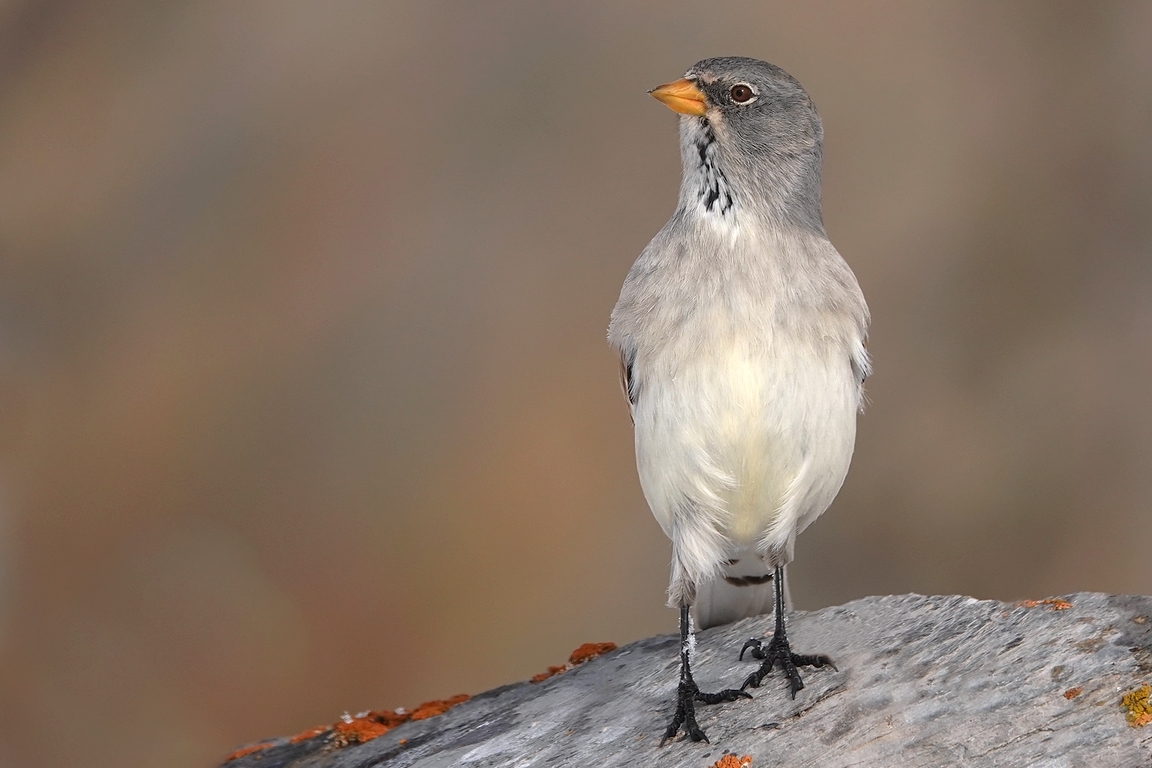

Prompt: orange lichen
[288,725,329,743]
[359,710,411,730]
[410,694,471,721]
[322,695,470,747]
[531,641,617,683]
[1121,684,1152,727]
[568,642,618,665]
[222,741,276,762]
[711,755,753,768]
[1018,598,1072,611]
[531,665,568,683]
[1063,687,1083,699]
[223,693,472,760]
[330,716,390,747]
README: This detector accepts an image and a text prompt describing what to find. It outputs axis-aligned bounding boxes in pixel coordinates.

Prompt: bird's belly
[634,337,857,547]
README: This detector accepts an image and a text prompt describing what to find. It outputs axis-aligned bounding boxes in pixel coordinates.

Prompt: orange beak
[649,78,707,116]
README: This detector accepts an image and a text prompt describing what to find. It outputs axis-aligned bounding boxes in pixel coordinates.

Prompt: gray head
[650,57,825,232]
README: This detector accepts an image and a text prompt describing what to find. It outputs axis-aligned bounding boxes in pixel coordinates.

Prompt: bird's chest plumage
[628,245,859,546]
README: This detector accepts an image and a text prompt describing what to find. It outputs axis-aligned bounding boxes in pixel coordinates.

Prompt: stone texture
[224,593,1152,767]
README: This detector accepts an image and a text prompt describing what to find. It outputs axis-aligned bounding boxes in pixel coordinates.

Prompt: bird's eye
[730,84,755,104]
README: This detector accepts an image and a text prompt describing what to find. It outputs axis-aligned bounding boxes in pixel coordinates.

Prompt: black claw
[739,632,833,697]
[734,566,834,702]
[740,669,763,691]
[661,603,754,746]
[661,679,706,745]
[792,653,837,672]
[781,653,806,698]
[662,679,753,745]
[739,638,763,661]
[660,709,685,747]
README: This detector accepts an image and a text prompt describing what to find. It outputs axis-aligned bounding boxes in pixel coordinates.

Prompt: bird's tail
[694,549,790,630]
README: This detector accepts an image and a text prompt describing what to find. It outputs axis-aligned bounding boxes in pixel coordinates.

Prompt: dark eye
[730,84,754,104]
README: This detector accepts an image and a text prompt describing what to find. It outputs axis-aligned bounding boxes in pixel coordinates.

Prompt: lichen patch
[1121,684,1151,727]
[531,641,618,683]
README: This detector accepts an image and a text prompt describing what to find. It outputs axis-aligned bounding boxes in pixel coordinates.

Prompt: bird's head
[651,57,822,159]
[651,57,824,228]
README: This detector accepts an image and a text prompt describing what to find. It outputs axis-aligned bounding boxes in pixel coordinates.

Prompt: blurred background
[0,1,1150,766]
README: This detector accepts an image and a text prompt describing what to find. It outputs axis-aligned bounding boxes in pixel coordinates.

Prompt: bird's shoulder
[611,220,866,343]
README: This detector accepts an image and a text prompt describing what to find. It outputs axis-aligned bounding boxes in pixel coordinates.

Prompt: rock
[223,593,1152,767]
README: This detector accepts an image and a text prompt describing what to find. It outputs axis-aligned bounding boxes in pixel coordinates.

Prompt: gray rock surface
[225,593,1152,767]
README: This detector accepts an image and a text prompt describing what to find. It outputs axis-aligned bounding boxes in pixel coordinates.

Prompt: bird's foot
[660,678,751,746]
[739,634,835,698]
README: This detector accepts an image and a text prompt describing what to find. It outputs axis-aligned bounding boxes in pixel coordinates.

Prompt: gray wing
[618,347,638,423]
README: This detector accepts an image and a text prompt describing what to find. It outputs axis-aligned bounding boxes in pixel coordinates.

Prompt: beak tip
[649,78,708,116]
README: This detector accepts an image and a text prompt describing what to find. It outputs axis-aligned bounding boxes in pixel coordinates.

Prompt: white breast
[632,323,859,587]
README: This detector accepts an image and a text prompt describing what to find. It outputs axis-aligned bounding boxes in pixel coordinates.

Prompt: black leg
[738,566,835,697]
[660,604,751,746]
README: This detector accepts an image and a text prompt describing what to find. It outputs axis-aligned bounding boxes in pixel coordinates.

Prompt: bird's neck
[676,117,825,236]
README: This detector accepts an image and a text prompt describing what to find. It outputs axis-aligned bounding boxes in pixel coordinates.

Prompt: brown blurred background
[0,1,1150,766]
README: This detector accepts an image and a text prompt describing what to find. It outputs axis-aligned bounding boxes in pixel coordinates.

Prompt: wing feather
[619,349,638,422]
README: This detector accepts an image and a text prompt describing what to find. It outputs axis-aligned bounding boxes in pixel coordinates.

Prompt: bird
[607,57,870,744]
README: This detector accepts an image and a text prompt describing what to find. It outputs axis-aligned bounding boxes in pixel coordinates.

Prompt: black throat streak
[693,119,734,215]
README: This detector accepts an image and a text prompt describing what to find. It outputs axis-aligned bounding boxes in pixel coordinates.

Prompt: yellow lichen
[1018,598,1072,611]
[1120,684,1151,727]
